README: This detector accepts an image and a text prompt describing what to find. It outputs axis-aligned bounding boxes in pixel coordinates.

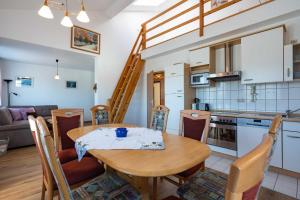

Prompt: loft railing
[141,0,273,49]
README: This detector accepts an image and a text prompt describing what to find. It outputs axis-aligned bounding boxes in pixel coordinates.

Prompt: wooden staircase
[109,30,145,123]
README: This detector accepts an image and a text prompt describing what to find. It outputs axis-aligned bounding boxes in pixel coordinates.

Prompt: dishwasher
[237,118,271,157]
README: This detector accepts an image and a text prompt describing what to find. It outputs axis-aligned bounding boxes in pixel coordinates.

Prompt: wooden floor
[0,146,177,200]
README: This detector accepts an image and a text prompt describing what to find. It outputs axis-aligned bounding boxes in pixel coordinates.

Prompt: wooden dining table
[67,123,211,200]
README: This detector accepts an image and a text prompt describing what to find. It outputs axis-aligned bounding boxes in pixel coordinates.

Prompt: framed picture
[16,77,33,87]
[71,26,100,54]
[211,0,228,9]
[66,81,77,89]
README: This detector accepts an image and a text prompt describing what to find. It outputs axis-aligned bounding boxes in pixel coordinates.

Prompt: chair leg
[153,177,158,200]
[41,181,46,200]
[47,187,54,200]
[179,178,183,185]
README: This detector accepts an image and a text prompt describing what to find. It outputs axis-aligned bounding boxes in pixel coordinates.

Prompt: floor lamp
[3,79,18,107]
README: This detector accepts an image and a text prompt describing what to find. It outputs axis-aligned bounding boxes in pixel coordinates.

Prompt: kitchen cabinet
[284,44,300,81]
[283,122,300,173]
[241,27,284,84]
[164,63,195,134]
[189,47,210,67]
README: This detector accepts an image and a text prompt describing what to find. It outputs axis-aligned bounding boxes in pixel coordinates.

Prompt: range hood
[207,43,241,81]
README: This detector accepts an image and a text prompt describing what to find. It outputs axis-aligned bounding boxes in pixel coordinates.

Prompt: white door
[189,47,210,67]
[241,27,284,84]
[165,76,184,95]
[284,44,294,81]
[237,124,269,157]
[165,94,184,134]
[283,131,300,173]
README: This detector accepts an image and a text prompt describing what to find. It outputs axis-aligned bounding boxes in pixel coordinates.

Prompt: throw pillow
[20,107,35,120]
[0,107,13,125]
[8,108,23,121]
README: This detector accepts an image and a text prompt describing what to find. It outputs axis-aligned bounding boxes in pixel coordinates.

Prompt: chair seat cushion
[177,163,203,178]
[72,172,141,200]
[62,157,105,186]
[58,148,78,164]
[177,168,227,200]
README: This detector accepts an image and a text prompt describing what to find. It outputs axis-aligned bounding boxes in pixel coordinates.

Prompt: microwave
[191,72,209,86]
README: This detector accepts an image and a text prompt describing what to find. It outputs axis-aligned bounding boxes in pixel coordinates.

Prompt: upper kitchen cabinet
[284,43,300,81]
[241,27,284,84]
[189,47,211,68]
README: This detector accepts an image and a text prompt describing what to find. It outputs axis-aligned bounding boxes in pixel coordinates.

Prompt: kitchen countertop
[210,110,300,122]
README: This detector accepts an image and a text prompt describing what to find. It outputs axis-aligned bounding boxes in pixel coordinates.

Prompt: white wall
[0,60,94,121]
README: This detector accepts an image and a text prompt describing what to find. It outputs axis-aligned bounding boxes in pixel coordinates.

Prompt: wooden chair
[149,105,170,132]
[35,116,141,200]
[28,115,105,200]
[90,105,111,125]
[167,134,274,200]
[51,109,83,163]
[164,110,211,186]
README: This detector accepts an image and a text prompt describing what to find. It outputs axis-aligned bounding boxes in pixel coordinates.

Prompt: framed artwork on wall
[211,0,228,9]
[66,81,77,89]
[71,26,100,54]
[15,77,33,87]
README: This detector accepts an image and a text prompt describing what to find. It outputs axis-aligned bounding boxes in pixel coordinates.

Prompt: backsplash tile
[197,81,300,113]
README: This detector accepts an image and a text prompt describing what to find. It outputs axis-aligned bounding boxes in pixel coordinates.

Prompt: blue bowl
[116,128,128,138]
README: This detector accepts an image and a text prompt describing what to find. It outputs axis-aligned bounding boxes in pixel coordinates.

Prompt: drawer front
[283,121,300,132]
[283,131,300,173]
[165,63,184,77]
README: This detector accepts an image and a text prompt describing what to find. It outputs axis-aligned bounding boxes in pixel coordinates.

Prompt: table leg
[135,176,150,200]
[153,177,157,200]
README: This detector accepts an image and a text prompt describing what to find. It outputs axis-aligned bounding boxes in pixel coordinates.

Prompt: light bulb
[54,74,60,80]
[77,10,90,23]
[38,0,53,19]
[61,11,73,27]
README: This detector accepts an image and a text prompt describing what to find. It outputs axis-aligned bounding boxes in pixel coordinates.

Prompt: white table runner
[75,128,165,161]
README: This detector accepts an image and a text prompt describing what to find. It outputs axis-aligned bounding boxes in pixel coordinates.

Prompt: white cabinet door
[165,63,184,77]
[241,27,284,84]
[165,94,184,134]
[189,47,210,67]
[284,44,294,81]
[237,126,267,157]
[165,76,184,95]
[283,131,300,173]
[270,129,282,168]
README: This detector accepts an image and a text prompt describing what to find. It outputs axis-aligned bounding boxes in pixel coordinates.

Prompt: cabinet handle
[171,73,176,75]
[177,90,182,92]
[287,135,300,139]
[287,68,291,77]
[196,61,202,64]
[177,96,183,98]
[244,78,253,82]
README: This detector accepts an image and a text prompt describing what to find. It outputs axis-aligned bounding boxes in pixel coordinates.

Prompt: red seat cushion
[57,115,80,150]
[58,148,78,164]
[183,117,206,141]
[177,163,202,178]
[242,180,262,200]
[62,157,105,186]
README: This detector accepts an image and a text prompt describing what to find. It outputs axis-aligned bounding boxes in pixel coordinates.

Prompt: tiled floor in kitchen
[207,154,300,199]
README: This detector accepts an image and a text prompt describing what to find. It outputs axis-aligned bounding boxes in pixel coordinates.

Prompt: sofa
[0,105,58,149]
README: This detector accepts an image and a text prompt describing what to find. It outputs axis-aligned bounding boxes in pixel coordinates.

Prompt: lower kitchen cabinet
[283,122,300,173]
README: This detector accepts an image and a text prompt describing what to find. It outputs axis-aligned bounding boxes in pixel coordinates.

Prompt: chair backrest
[225,134,273,200]
[268,114,282,137]
[90,105,111,125]
[36,116,73,200]
[149,105,170,132]
[52,109,84,152]
[179,110,210,143]
[28,115,54,188]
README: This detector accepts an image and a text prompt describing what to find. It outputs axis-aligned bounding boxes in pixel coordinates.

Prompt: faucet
[285,108,300,118]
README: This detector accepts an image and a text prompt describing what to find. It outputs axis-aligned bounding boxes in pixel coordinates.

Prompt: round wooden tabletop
[68,124,211,177]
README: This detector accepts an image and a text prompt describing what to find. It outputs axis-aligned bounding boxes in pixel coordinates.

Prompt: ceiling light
[133,0,167,6]
[61,11,73,27]
[54,59,60,80]
[77,0,90,23]
[38,0,54,19]
[61,0,73,27]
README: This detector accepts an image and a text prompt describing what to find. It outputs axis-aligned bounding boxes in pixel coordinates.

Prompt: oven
[207,116,237,151]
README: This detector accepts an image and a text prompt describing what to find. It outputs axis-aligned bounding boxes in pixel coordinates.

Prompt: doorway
[147,71,165,127]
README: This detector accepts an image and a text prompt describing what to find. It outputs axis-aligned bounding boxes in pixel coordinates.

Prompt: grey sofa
[0,105,58,149]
